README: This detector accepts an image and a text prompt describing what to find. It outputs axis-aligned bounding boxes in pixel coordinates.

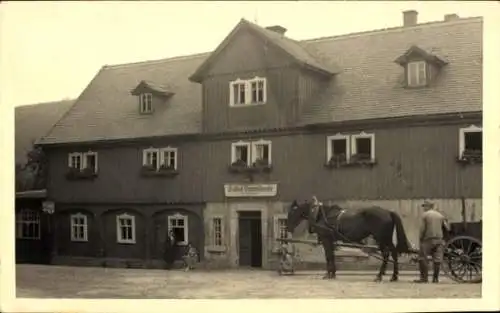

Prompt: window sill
[117,240,136,245]
[65,170,98,181]
[207,245,227,253]
[456,156,482,166]
[324,159,377,169]
[228,164,273,174]
[70,239,89,243]
[16,237,41,241]
[140,168,179,178]
[229,102,266,108]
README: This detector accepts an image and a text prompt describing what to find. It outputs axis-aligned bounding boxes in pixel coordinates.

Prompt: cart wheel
[443,236,482,284]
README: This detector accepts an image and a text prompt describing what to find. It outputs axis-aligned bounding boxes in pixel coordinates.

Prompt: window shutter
[220,216,225,246]
[229,82,234,106]
[208,218,215,246]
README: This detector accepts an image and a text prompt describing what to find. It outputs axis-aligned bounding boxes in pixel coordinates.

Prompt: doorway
[238,211,262,268]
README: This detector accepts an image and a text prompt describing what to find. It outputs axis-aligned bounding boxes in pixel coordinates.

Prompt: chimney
[265,25,287,35]
[403,10,418,27]
[444,14,459,22]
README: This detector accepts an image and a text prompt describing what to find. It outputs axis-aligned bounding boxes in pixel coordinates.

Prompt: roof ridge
[15,99,75,109]
[104,51,211,70]
[301,16,483,44]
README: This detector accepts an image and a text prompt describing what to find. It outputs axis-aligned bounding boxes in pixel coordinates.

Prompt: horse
[286,199,412,282]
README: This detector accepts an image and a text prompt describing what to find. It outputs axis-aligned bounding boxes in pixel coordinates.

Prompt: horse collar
[337,210,346,221]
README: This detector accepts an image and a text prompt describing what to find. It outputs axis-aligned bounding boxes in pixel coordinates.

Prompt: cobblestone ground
[16,265,481,299]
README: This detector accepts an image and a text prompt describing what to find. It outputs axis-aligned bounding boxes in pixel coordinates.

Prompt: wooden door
[238,218,252,266]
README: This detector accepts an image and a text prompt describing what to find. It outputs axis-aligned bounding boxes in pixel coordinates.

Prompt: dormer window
[407,61,427,87]
[140,93,153,114]
[229,77,267,107]
[394,45,448,88]
[131,80,174,115]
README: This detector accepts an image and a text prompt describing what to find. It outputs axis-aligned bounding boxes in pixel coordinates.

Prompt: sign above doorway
[224,183,278,198]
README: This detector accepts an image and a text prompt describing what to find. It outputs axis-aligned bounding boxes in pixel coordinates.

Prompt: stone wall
[202,198,482,269]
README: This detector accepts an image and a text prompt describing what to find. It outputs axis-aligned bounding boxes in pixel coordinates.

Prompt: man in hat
[414,200,450,283]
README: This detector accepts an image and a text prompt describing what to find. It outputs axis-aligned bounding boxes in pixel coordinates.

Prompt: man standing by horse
[414,200,450,283]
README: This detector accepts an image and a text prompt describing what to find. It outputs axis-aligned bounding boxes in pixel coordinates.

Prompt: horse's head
[286,200,310,234]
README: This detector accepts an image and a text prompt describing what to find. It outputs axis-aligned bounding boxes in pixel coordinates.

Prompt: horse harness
[311,203,346,234]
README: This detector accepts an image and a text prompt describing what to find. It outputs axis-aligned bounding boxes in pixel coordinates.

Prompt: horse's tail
[389,211,411,254]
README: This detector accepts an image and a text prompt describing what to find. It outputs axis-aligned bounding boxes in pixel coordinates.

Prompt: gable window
[232,81,246,105]
[252,139,272,165]
[16,209,40,240]
[212,217,224,246]
[407,61,427,87]
[229,77,267,107]
[160,147,178,170]
[168,213,188,245]
[231,141,251,165]
[70,213,88,242]
[116,213,136,244]
[459,125,482,161]
[326,134,350,163]
[139,93,153,113]
[143,148,159,169]
[250,79,265,103]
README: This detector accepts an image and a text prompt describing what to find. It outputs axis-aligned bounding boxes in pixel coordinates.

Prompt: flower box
[349,154,376,167]
[252,158,273,173]
[140,164,179,177]
[457,149,482,165]
[325,154,348,169]
[65,167,97,180]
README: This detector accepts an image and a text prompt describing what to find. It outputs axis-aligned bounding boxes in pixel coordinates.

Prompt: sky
[0,1,495,108]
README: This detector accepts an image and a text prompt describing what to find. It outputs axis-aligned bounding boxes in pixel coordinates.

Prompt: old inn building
[36,10,482,269]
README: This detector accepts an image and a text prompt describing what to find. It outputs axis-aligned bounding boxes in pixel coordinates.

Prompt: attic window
[229,77,267,107]
[140,93,153,114]
[395,45,448,88]
[407,61,427,87]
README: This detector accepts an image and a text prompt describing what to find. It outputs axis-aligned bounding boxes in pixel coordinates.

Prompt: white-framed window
[68,151,98,172]
[139,93,153,113]
[231,141,251,165]
[211,216,224,247]
[143,148,159,169]
[326,134,351,163]
[459,125,482,157]
[160,147,178,170]
[251,139,272,165]
[230,79,247,106]
[82,151,98,173]
[229,77,267,107]
[407,61,427,87]
[351,132,376,161]
[250,78,266,103]
[273,214,290,240]
[168,213,188,245]
[68,152,82,169]
[70,213,88,242]
[16,209,40,240]
[116,213,136,244]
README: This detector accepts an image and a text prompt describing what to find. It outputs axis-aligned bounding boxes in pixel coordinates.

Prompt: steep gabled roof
[298,16,482,125]
[189,19,337,83]
[38,53,209,145]
[394,45,448,67]
[130,80,174,97]
[15,99,74,164]
[38,15,482,145]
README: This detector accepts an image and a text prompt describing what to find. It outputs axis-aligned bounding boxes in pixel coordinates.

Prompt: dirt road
[16,265,481,299]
